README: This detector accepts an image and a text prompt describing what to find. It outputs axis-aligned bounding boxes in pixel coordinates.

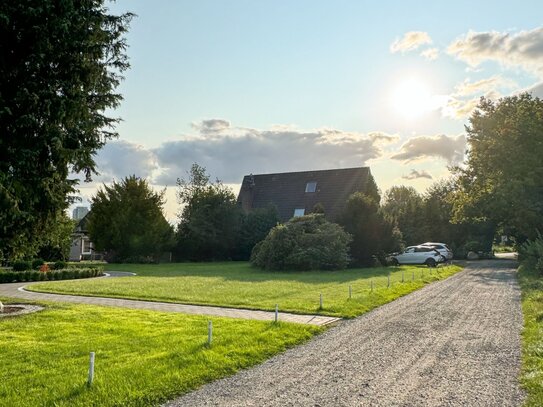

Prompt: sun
[391,77,435,119]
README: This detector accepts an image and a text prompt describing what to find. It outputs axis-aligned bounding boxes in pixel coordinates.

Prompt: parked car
[421,242,453,260]
[390,245,444,267]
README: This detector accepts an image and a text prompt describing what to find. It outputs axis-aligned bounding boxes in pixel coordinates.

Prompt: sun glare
[391,78,436,119]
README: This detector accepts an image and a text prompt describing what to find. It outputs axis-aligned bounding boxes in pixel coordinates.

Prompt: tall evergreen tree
[0,1,133,260]
[88,176,173,263]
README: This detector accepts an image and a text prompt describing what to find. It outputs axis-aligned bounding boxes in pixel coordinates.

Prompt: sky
[73,0,543,221]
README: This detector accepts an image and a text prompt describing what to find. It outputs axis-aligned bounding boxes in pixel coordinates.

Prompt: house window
[82,238,92,255]
[305,181,317,193]
[293,208,305,217]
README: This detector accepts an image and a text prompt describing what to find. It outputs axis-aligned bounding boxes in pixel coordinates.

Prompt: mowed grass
[29,262,463,318]
[517,264,543,406]
[0,298,321,407]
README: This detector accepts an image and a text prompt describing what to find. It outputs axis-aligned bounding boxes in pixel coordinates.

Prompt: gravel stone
[164,260,525,407]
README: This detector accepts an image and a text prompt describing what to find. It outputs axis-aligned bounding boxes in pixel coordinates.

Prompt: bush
[251,214,352,271]
[12,261,31,271]
[463,241,483,253]
[519,232,543,275]
[0,267,103,284]
[53,260,67,270]
[31,259,45,270]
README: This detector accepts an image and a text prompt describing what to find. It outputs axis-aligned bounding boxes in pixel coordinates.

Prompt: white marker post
[387,273,390,288]
[349,285,352,299]
[319,293,323,309]
[87,352,95,387]
[275,304,278,323]
[371,280,373,292]
[208,320,213,346]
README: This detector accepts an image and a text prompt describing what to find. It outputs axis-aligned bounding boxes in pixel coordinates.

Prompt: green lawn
[0,298,321,407]
[517,264,543,406]
[29,262,463,318]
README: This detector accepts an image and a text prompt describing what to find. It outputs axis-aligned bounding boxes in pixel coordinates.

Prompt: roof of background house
[237,167,372,222]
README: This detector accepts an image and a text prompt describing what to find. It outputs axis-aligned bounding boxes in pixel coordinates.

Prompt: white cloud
[391,134,466,164]
[402,169,433,180]
[519,81,543,98]
[453,75,517,97]
[153,124,394,185]
[420,48,439,61]
[390,31,432,53]
[93,140,160,183]
[442,97,481,119]
[447,27,543,76]
[440,76,516,119]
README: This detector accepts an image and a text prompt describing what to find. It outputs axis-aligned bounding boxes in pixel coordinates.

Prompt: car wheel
[425,258,436,267]
[391,258,399,266]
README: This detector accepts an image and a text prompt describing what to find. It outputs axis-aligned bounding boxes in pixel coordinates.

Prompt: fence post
[87,352,95,387]
[275,304,278,323]
[387,273,390,288]
[319,293,323,309]
[349,285,352,299]
[208,320,213,345]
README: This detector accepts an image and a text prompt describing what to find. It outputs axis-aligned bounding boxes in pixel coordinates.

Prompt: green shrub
[251,214,352,271]
[520,234,543,259]
[0,267,102,284]
[31,259,45,270]
[12,261,31,271]
[53,260,67,270]
[463,240,483,253]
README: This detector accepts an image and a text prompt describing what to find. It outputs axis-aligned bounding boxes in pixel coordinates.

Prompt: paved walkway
[165,259,525,407]
[0,277,339,326]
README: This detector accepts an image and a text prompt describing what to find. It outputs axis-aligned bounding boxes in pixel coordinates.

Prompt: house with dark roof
[237,167,378,222]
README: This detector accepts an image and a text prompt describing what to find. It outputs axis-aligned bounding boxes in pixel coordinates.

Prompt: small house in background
[69,214,103,261]
[237,167,378,222]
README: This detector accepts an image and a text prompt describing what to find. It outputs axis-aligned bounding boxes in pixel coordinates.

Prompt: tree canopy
[0,1,133,260]
[382,186,424,245]
[88,176,173,263]
[339,192,401,265]
[453,94,543,242]
[176,164,242,261]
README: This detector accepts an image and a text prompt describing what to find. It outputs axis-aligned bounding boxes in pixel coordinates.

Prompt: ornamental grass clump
[251,214,351,271]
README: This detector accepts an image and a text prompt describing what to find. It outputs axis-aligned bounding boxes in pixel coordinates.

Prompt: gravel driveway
[165,260,525,407]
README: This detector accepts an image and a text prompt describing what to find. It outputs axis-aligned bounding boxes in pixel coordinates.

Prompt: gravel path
[165,260,525,407]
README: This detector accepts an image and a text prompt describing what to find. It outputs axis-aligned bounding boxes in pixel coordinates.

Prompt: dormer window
[305,181,317,193]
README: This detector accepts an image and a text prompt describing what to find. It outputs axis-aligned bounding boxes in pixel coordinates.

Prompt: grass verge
[517,264,543,406]
[0,298,321,407]
[28,262,463,318]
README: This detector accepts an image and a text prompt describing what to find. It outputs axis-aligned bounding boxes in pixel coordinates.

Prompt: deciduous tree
[452,94,543,242]
[176,164,242,260]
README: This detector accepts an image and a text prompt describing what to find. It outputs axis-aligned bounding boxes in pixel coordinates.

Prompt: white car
[390,245,444,267]
[421,242,453,260]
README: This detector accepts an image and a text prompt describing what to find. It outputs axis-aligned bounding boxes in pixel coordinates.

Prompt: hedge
[0,268,104,284]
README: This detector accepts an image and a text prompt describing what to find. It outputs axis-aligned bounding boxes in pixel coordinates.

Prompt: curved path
[164,260,525,407]
[0,273,339,326]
